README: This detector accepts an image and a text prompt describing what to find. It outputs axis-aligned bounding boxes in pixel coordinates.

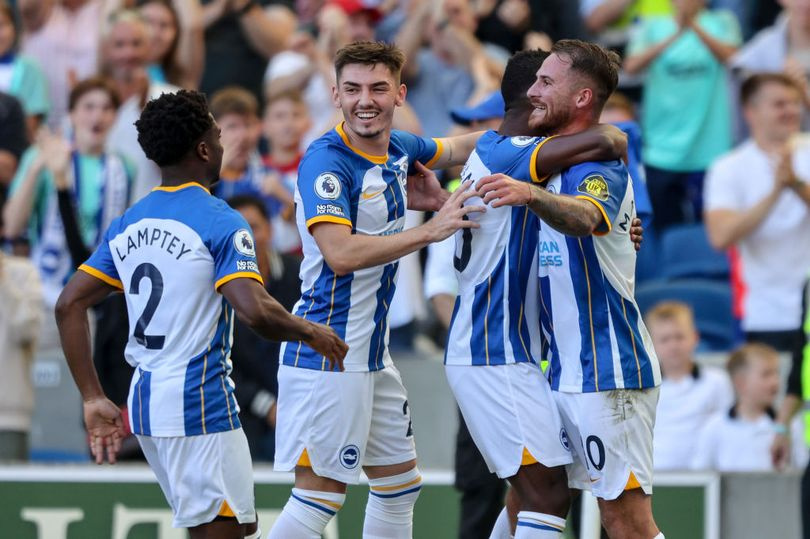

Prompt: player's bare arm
[533,124,628,178]
[55,271,125,465]
[311,182,484,275]
[220,278,348,371]
[478,174,602,236]
[432,131,485,168]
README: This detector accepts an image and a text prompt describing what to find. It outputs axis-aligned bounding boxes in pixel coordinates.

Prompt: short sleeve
[297,149,353,231]
[711,10,742,46]
[16,58,50,117]
[392,130,442,168]
[565,163,628,235]
[79,221,123,290]
[703,157,743,211]
[491,136,555,184]
[210,210,264,290]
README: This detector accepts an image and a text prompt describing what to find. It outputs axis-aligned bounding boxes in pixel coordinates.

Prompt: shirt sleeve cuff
[214,271,264,291]
[78,264,123,290]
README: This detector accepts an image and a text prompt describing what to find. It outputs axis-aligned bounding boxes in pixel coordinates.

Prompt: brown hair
[551,39,620,107]
[604,92,634,116]
[136,0,185,86]
[645,301,695,329]
[740,72,802,106]
[265,89,306,110]
[68,77,121,111]
[727,342,779,378]
[209,86,259,120]
[334,41,406,83]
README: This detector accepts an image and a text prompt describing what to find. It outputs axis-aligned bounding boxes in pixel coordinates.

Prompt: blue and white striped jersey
[280,123,441,372]
[538,161,661,393]
[444,131,551,366]
[80,182,264,436]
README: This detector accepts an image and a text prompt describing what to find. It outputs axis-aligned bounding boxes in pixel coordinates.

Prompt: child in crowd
[691,343,781,471]
[210,86,297,252]
[261,89,308,254]
[208,86,266,201]
[2,77,132,313]
[647,301,734,470]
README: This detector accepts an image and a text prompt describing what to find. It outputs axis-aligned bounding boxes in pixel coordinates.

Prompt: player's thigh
[275,366,375,484]
[364,365,417,467]
[137,430,256,528]
[446,362,571,479]
[559,388,658,501]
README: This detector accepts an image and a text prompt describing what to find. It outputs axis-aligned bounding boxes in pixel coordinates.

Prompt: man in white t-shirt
[704,73,810,371]
[645,302,734,470]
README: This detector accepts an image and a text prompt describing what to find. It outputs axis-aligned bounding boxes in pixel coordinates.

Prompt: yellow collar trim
[336,122,388,165]
[152,182,210,194]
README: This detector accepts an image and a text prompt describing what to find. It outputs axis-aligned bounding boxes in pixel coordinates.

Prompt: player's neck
[752,132,791,155]
[342,122,390,158]
[552,116,596,137]
[159,163,210,189]
[74,138,104,157]
[662,361,694,382]
[734,400,769,422]
[269,145,300,166]
[498,111,538,137]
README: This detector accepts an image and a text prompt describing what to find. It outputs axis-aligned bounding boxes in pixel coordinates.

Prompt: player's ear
[395,83,406,107]
[575,87,593,110]
[331,85,341,109]
[196,139,210,162]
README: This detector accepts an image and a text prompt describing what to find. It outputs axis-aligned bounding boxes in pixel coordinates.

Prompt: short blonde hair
[727,342,779,378]
[644,301,695,329]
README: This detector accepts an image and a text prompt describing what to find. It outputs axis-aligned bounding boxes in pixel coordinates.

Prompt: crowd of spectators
[0,0,809,517]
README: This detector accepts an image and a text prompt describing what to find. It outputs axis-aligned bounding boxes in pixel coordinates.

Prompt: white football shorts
[274,364,417,484]
[445,361,573,478]
[136,428,256,528]
[553,387,659,500]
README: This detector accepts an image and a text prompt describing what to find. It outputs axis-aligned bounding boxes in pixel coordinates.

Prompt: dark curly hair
[502,49,549,112]
[135,90,214,167]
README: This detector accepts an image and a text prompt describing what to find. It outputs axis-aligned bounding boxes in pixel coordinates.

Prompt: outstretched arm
[431,132,485,168]
[220,278,348,371]
[55,271,124,464]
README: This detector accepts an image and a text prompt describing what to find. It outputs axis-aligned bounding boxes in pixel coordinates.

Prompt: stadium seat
[635,279,736,352]
[659,224,729,280]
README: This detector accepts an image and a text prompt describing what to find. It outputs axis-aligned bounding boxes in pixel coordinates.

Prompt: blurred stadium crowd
[0,0,809,525]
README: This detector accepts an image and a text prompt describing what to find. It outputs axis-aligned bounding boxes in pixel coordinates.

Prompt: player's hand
[424,180,485,242]
[771,432,790,470]
[83,397,125,465]
[407,161,449,211]
[306,321,349,372]
[476,173,533,208]
[630,217,643,251]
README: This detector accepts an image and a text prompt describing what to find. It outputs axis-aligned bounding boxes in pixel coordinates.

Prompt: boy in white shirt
[648,302,734,470]
[692,343,781,471]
